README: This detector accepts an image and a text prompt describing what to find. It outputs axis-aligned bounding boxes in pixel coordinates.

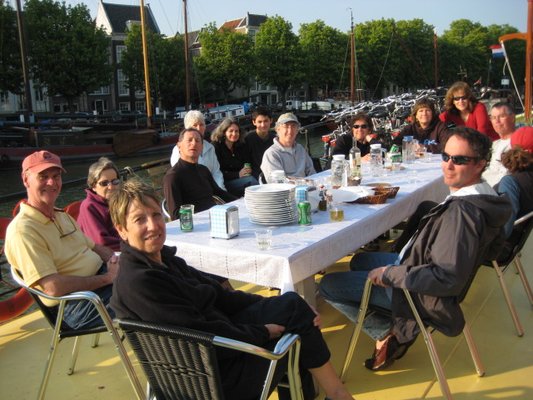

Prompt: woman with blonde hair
[211,117,258,196]
[439,81,498,140]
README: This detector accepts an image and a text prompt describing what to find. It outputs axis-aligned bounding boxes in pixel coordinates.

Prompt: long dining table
[165,156,449,306]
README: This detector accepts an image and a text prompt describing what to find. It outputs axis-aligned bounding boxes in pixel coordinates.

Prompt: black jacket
[383,187,511,341]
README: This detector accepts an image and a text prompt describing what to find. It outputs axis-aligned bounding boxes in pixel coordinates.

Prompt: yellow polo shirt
[5,203,102,306]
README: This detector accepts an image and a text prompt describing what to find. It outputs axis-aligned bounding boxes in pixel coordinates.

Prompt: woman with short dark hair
[77,157,121,250]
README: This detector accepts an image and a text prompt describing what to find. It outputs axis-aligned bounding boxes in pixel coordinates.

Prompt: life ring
[0,288,34,322]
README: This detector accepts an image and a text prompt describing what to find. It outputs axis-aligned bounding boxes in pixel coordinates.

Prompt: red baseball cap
[511,126,533,153]
[22,150,66,174]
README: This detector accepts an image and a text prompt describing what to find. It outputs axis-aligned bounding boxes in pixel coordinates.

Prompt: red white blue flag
[490,44,504,58]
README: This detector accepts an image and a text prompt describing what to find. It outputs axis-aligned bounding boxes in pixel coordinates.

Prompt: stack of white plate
[244,184,297,225]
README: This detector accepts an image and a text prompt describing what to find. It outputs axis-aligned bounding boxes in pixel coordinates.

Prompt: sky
[38,0,525,37]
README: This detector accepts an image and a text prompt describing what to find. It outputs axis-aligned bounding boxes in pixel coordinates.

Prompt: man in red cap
[5,151,119,329]
[497,125,533,240]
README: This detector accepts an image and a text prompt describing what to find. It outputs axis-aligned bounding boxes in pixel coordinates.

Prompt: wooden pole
[525,0,533,122]
[350,10,355,104]
[139,0,152,128]
[183,0,191,110]
[15,0,33,122]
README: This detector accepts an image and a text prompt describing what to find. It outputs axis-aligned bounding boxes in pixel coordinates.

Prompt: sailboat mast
[350,10,355,105]
[139,0,152,128]
[15,0,33,122]
[525,0,533,122]
[183,0,191,110]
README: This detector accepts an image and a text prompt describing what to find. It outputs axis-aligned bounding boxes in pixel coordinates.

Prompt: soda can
[297,201,312,225]
[295,185,308,203]
[179,204,194,232]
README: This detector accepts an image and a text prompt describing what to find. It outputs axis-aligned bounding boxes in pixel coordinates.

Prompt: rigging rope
[371,28,394,98]
[500,41,525,112]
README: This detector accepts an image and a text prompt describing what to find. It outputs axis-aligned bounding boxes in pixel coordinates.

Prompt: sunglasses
[96,178,121,187]
[353,124,368,129]
[441,152,479,165]
[52,214,78,238]
[453,95,468,102]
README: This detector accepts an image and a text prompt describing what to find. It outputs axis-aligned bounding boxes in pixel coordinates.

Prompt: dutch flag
[490,44,505,58]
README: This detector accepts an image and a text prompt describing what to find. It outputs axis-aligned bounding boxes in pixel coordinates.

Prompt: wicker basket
[354,192,389,204]
[373,186,400,199]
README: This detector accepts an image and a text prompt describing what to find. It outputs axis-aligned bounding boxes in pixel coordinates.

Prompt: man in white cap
[260,112,316,182]
[5,150,118,329]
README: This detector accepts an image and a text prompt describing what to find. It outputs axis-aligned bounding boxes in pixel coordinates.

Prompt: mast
[15,0,33,123]
[433,29,439,88]
[526,0,533,122]
[139,0,152,128]
[350,12,355,105]
[183,0,191,110]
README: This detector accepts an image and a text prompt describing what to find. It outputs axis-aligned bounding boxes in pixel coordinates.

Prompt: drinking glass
[255,229,272,250]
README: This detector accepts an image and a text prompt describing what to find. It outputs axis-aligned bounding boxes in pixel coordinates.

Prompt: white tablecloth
[165,157,448,294]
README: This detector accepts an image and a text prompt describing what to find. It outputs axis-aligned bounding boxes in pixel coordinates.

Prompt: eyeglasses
[96,178,121,187]
[441,152,479,165]
[353,124,368,129]
[452,95,468,102]
[52,214,78,238]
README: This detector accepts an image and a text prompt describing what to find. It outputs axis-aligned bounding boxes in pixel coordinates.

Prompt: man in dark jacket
[319,127,511,371]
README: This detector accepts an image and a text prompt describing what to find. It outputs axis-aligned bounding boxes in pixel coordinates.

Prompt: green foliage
[299,20,348,98]
[194,23,254,103]
[121,26,186,110]
[254,16,303,105]
[24,0,112,111]
[0,4,23,94]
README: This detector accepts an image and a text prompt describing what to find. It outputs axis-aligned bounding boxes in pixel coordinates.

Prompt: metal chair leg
[462,323,485,377]
[288,340,304,400]
[514,257,533,306]
[38,301,67,400]
[67,336,82,375]
[403,289,453,400]
[340,279,373,382]
[92,333,100,348]
[492,261,525,336]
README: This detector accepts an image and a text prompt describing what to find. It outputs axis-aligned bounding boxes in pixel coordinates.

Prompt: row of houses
[0,1,285,118]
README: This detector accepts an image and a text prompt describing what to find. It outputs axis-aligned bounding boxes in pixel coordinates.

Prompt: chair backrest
[64,200,83,220]
[497,210,533,265]
[118,319,225,400]
[11,199,26,217]
[161,199,171,220]
[0,217,12,254]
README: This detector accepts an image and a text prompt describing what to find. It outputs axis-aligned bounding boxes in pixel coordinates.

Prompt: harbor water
[0,129,327,218]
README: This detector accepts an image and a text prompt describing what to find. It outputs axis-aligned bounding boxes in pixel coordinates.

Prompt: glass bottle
[348,139,362,185]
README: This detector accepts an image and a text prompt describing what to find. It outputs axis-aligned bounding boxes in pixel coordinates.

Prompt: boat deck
[1,234,532,399]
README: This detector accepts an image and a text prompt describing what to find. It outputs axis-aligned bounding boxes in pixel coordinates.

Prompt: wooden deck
[1,234,532,399]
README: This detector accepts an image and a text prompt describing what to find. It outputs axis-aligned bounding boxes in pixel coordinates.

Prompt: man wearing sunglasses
[5,151,118,329]
[319,127,511,371]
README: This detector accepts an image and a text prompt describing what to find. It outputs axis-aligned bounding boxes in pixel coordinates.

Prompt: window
[135,101,145,112]
[90,86,110,95]
[0,91,8,103]
[34,86,44,102]
[119,102,130,111]
[117,69,129,96]
[116,45,126,64]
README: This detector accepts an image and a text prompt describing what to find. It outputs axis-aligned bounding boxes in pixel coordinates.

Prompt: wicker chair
[10,266,144,400]
[340,279,484,400]
[485,210,533,336]
[117,318,304,400]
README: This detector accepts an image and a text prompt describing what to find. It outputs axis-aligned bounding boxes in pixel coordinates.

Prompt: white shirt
[170,140,226,190]
[482,138,511,187]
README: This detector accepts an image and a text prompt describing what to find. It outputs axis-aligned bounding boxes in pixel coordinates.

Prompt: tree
[254,16,302,108]
[299,20,348,99]
[194,23,254,104]
[121,25,186,111]
[24,0,111,112]
[0,4,23,94]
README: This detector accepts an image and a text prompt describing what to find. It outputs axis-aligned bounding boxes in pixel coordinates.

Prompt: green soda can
[179,204,194,231]
[297,201,312,225]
